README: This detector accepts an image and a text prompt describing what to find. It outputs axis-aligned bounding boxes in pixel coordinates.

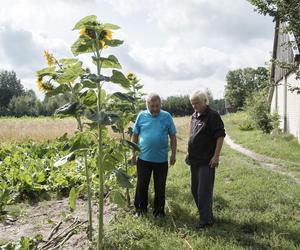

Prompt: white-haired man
[131,93,177,218]
[186,90,225,228]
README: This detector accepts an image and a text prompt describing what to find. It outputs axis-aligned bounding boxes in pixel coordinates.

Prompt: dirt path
[0,198,117,249]
[225,135,300,184]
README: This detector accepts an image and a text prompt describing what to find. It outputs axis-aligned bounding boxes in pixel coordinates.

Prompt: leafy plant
[35,15,142,249]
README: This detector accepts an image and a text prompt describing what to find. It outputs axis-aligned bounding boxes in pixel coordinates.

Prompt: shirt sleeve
[210,113,226,139]
[168,114,177,135]
[132,112,142,135]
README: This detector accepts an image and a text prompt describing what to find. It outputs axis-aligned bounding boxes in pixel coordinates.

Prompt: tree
[224,67,269,111]
[8,90,40,117]
[0,70,24,115]
[161,95,193,116]
[39,94,71,116]
[250,0,300,42]
[249,0,300,94]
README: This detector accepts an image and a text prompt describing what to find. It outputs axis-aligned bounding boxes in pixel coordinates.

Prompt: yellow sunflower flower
[98,30,113,49]
[37,77,44,91]
[43,50,55,66]
[104,30,113,40]
[99,40,108,49]
[127,72,137,81]
[80,28,87,36]
[37,77,54,92]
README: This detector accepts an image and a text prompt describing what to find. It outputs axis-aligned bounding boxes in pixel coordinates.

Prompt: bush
[245,92,274,133]
[238,120,255,131]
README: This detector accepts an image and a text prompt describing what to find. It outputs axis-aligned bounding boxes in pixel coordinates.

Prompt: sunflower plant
[36,15,140,249]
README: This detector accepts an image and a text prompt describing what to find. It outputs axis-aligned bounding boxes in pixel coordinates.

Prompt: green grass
[223,112,300,162]
[223,112,300,174]
[103,149,300,249]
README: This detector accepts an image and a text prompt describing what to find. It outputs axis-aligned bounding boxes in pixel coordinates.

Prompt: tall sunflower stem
[94,38,104,250]
[72,80,93,241]
[76,116,93,241]
[122,131,131,207]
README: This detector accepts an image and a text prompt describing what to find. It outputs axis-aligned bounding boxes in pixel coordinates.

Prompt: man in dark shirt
[186,91,226,229]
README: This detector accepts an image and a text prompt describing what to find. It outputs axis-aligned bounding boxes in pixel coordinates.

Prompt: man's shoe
[154,212,165,219]
[196,222,214,229]
[134,210,147,218]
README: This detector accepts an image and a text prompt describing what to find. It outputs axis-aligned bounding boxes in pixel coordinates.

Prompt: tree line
[0,70,226,117]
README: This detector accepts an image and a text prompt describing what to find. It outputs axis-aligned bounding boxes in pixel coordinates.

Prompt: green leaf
[101,23,120,30]
[54,152,75,167]
[86,111,119,126]
[87,74,109,83]
[59,58,79,66]
[81,79,97,88]
[36,66,57,77]
[45,84,70,97]
[80,90,97,106]
[103,154,115,171]
[113,92,135,102]
[20,236,30,249]
[69,187,77,212]
[110,70,130,88]
[55,102,80,116]
[71,37,95,56]
[69,132,92,152]
[105,39,124,47]
[93,55,122,69]
[0,189,9,211]
[73,15,98,30]
[114,169,133,188]
[122,140,140,151]
[109,190,126,208]
[56,61,85,84]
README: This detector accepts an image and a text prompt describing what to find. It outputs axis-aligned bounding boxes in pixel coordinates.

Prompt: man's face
[190,97,206,113]
[147,99,161,116]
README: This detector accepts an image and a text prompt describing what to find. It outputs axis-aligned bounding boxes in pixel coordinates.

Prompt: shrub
[238,120,255,131]
[245,92,274,133]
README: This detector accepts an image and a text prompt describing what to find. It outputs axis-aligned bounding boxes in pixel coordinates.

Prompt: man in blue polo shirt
[131,93,177,217]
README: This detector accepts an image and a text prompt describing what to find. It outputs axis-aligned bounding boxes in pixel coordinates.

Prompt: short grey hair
[146,93,161,103]
[190,91,209,105]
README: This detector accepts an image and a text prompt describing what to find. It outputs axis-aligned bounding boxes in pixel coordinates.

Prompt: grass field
[1,115,299,249]
[102,148,300,249]
[0,116,77,143]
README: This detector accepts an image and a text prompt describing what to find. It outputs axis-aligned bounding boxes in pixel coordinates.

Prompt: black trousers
[134,158,168,215]
[190,165,215,224]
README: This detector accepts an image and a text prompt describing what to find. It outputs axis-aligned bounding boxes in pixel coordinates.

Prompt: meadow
[0,114,299,249]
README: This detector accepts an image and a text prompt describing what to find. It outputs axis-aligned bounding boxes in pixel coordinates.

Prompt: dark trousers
[190,165,215,224]
[134,158,168,215]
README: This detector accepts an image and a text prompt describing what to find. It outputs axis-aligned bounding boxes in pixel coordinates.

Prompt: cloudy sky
[0,0,274,99]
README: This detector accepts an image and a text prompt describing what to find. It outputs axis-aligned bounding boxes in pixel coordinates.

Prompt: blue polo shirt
[133,110,176,163]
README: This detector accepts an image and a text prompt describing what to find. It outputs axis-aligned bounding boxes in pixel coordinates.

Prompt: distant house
[270,22,300,143]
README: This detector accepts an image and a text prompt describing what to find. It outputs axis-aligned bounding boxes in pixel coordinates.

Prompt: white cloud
[127,38,229,80]
[0,0,275,100]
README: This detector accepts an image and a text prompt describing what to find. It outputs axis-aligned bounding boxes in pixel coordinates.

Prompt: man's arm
[169,134,177,165]
[209,136,224,168]
[131,133,139,164]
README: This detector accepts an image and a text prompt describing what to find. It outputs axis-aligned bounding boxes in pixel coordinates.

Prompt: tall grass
[0,117,76,143]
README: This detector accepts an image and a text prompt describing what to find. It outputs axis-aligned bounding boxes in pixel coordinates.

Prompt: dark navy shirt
[187,106,226,166]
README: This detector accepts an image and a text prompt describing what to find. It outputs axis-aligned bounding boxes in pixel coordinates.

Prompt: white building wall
[271,78,285,131]
[286,73,300,142]
[271,73,300,143]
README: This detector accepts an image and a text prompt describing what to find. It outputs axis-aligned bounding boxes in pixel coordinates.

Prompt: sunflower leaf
[73,15,98,30]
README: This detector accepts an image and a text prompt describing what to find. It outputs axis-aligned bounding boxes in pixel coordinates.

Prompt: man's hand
[185,154,190,165]
[131,154,137,165]
[170,154,176,166]
[209,155,219,168]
